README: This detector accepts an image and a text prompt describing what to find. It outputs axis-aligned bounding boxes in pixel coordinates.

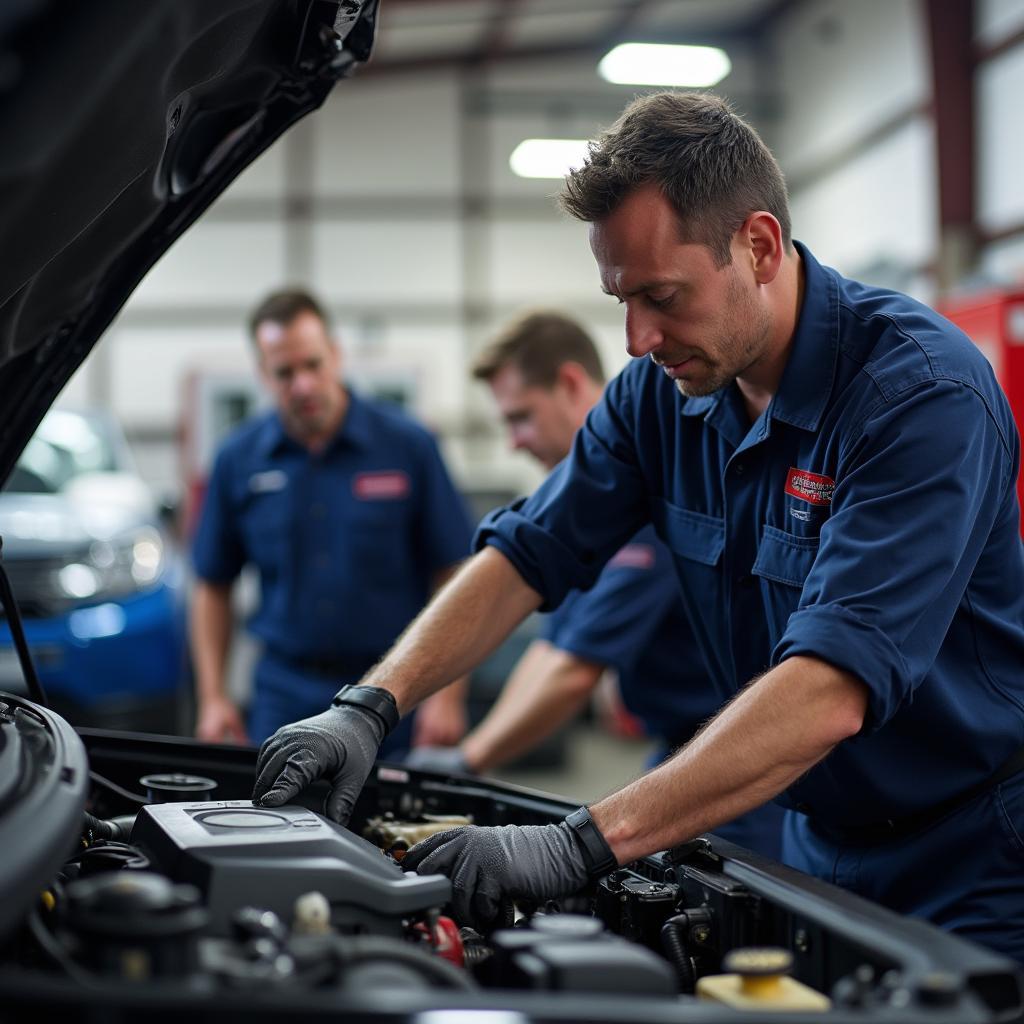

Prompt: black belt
[283,653,379,679]
[809,745,1024,846]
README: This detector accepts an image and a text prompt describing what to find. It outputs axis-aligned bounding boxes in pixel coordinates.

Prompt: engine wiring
[88,771,148,805]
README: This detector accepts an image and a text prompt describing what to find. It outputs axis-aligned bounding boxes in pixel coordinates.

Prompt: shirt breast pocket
[241,493,291,575]
[752,525,820,642]
[651,497,725,566]
[348,501,410,585]
[650,498,724,625]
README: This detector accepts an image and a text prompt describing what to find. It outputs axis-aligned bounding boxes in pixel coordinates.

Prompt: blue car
[0,409,187,731]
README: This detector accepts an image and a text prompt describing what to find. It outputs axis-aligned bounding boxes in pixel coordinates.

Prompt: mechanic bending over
[406,310,784,859]
[190,288,474,755]
[253,95,1024,960]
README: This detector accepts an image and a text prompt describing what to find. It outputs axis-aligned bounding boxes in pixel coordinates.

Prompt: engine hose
[82,811,134,843]
[334,934,477,990]
[461,938,493,968]
[661,917,697,993]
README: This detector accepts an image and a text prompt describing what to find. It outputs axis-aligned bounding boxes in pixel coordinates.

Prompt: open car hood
[0,0,378,485]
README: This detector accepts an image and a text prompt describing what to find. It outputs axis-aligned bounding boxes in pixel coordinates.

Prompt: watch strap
[331,684,400,737]
[564,805,617,878]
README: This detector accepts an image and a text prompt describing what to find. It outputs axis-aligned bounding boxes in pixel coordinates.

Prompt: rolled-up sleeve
[474,368,652,611]
[773,379,1013,732]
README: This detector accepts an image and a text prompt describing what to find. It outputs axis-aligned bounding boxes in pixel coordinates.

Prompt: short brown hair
[472,312,605,388]
[560,92,791,267]
[248,288,331,341]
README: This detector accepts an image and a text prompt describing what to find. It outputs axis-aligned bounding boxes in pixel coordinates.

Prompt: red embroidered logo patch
[353,471,411,500]
[608,543,655,570]
[785,467,835,506]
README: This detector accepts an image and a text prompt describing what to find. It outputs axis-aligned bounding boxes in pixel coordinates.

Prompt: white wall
[975,0,1024,287]
[770,0,936,298]
[977,0,1024,46]
[977,48,1024,239]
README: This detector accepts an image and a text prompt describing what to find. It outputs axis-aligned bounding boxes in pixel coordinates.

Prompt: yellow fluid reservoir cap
[723,947,794,976]
[698,946,831,1011]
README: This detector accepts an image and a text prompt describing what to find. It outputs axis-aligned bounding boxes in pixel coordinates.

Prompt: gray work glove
[402,822,591,931]
[404,745,473,774]
[252,703,385,824]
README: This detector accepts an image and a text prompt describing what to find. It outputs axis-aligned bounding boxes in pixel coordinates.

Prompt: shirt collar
[767,240,840,433]
[332,388,375,451]
[257,388,374,458]
[678,241,839,434]
[679,393,720,418]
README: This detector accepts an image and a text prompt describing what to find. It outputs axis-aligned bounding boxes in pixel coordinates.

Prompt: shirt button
[735,574,756,589]
[733,462,746,476]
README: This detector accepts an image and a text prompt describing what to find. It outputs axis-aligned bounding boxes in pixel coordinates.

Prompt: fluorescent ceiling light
[598,43,731,87]
[509,138,590,179]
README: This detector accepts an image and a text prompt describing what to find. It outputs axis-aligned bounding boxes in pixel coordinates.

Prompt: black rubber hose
[461,938,493,968]
[83,811,134,842]
[661,916,697,993]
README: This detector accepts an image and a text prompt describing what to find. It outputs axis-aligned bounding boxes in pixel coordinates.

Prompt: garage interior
[17,0,1024,798]
[3,0,1024,1015]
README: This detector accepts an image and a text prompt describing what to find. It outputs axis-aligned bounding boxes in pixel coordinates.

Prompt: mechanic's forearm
[362,546,542,714]
[429,566,471,708]
[462,641,601,773]
[590,656,869,864]
[190,581,234,704]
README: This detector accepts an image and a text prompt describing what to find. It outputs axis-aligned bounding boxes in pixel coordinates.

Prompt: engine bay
[1,691,1022,1023]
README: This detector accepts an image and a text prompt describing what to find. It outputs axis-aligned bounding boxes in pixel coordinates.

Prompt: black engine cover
[131,800,450,936]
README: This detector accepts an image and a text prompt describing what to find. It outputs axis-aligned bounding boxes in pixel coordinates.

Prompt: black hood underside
[0,0,377,485]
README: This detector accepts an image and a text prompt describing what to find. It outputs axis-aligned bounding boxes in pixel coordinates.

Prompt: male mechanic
[191,288,473,754]
[252,95,1024,958]
[408,310,783,857]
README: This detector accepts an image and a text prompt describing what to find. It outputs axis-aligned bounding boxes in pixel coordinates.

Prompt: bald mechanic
[191,289,472,754]
[408,310,784,857]
[252,95,1024,959]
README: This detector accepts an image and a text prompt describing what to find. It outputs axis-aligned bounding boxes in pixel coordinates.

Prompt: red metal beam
[924,0,977,289]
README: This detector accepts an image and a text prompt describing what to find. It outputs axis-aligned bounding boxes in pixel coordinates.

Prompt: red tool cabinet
[939,289,1024,532]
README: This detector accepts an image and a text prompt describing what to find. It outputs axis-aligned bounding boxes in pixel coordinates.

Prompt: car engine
[1,690,1022,1023]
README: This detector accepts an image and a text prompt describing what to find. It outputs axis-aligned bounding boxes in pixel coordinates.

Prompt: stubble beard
[673,273,772,399]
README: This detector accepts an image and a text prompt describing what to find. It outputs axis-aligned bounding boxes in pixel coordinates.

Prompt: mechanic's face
[487,363,580,470]
[255,311,345,440]
[590,184,772,398]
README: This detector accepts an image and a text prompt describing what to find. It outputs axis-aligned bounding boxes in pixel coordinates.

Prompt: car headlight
[53,526,167,603]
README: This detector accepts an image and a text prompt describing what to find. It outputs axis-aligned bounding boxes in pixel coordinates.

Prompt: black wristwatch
[331,684,400,737]
[564,805,618,878]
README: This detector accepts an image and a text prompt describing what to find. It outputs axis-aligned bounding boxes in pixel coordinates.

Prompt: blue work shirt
[542,525,714,746]
[478,242,1024,829]
[193,390,473,663]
